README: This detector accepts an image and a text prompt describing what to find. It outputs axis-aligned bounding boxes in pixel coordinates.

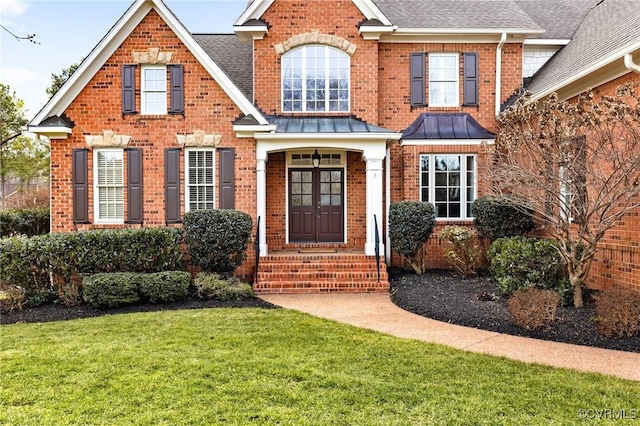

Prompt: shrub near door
[183,210,253,274]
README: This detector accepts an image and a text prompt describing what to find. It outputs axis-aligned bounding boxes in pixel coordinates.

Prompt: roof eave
[233,25,269,42]
[379,28,544,43]
[530,42,640,102]
[26,126,72,140]
[256,132,402,142]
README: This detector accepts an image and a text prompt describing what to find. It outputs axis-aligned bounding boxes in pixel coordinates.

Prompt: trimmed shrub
[388,201,436,274]
[48,227,184,283]
[472,196,534,241]
[193,272,254,301]
[594,288,640,338]
[488,236,572,304]
[438,226,483,277]
[0,283,27,313]
[138,271,191,303]
[82,273,140,309]
[0,208,50,237]
[183,210,253,273]
[508,288,561,331]
[0,235,51,302]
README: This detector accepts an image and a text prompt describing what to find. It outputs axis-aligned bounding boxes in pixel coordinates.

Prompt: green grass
[1,308,638,425]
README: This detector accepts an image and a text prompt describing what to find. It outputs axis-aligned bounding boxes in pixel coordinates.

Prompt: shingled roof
[372,0,541,31]
[526,0,640,96]
[193,33,254,101]
[513,0,599,40]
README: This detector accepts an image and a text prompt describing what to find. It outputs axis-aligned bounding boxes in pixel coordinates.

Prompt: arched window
[282,45,350,112]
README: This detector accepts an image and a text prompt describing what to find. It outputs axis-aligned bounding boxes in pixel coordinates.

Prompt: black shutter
[122,65,137,114]
[165,148,181,224]
[410,52,426,107]
[126,148,143,224]
[463,52,479,107]
[72,149,90,224]
[218,148,235,210]
[168,64,184,114]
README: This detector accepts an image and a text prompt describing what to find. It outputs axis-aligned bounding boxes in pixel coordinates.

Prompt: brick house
[27,0,640,293]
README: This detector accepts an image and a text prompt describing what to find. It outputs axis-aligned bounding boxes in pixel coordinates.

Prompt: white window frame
[281,45,350,113]
[185,148,216,212]
[428,53,459,107]
[141,65,167,115]
[94,148,124,224]
[420,154,476,220]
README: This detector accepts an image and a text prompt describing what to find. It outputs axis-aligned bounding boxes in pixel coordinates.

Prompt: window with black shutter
[463,52,479,107]
[165,148,181,223]
[126,148,143,224]
[122,65,137,115]
[410,52,426,107]
[168,64,184,114]
[72,149,90,224]
[218,148,235,210]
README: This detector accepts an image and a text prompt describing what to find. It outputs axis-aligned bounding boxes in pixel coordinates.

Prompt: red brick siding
[50,10,256,276]
[254,0,379,123]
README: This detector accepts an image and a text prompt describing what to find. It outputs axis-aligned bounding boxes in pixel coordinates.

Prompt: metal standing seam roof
[526,0,640,95]
[266,116,397,134]
[402,113,496,139]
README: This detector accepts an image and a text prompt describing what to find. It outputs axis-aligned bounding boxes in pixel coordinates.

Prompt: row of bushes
[0,209,254,308]
[0,208,50,237]
[1,271,255,312]
[389,196,534,276]
[82,271,254,309]
[0,227,184,305]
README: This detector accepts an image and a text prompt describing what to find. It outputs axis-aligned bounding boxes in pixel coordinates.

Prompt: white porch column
[364,154,385,256]
[256,154,268,256]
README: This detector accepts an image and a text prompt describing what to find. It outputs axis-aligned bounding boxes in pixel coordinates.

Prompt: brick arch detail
[274,30,357,56]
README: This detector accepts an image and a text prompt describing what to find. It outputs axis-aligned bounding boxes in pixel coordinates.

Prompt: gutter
[624,53,640,73]
[495,32,507,116]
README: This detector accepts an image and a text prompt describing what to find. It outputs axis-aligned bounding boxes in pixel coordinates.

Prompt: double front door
[289,168,344,242]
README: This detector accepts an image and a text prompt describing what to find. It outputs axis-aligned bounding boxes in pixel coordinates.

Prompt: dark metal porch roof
[402,113,495,140]
[266,115,396,134]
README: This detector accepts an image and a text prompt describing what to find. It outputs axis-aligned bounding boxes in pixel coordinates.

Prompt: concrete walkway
[259,293,640,382]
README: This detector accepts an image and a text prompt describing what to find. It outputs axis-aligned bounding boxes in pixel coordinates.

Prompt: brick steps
[254,252,389,294]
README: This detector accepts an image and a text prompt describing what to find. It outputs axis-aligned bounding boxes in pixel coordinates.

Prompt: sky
[0,0,249,123]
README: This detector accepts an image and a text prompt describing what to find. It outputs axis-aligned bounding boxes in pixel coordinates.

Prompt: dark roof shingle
[193,34,253,101]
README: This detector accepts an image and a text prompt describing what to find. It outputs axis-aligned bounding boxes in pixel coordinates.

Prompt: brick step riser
[253,283,389,294]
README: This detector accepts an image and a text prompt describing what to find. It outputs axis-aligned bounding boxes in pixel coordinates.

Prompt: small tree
[388,201,436,274]
[0,84,28,209]
[492,83,640,307]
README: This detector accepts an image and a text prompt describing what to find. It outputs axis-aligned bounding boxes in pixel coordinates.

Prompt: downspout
[495,32,508,116]
[624,53,640,73]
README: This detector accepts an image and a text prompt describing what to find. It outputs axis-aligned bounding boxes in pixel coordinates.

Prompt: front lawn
[1,308,638,425]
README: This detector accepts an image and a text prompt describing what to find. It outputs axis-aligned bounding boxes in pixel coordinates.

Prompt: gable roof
[527,0,640,99]
[29,0,268,129]
[235,0,392,27]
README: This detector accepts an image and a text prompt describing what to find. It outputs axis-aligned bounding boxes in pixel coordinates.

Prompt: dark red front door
[289,168,344,243]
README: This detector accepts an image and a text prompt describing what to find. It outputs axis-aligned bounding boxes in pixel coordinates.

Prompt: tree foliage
[1,84,30,208]
[492,83,640,307]
[46,61,81,99]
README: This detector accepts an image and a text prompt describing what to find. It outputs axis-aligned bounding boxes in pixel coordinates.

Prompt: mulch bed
[3,272,638,354]
[390,270,639,353]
